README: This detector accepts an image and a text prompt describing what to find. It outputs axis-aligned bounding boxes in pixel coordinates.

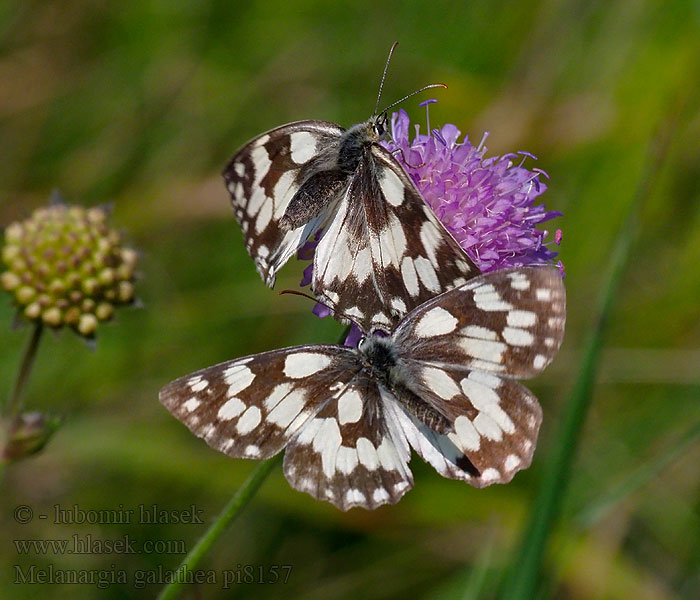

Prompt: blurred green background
[1,1,699,598]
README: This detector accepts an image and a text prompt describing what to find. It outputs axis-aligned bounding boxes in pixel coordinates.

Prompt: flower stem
[500,113,678,599]
[156,454,282,600]
[5,322,43,418]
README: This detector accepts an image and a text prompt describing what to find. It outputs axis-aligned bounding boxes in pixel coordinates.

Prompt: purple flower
[382,103,562,273]
[299,103,563,345]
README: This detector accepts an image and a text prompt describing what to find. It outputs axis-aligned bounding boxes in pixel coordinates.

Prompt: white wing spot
[254,200,273,234]
[536,288,552,301]
[335,445,358,474]
[183,398,200,413]
[272,171,296,219]
[474,286,513,312]
[453,416,481,451]
[504,454,521,471]
[380,168,405,207]
[244,445,261,457]
[263,382,294,411]
[480,468,501,483]
[356,437,380,470]
[289,131,317,164]
[390,297,407,314]
[507,310,537,328]
[345,488,367,506]
[533,354,548,369]
[313,418,343,477]
[234,162,245,177]
[460,337,507,363]
[413,257,440,293]
[376,437,401,471]
[462,325,498,340]
[217,397,246,421]
[422,367,460,399]
[502,327,535,346]
[420,221,440,265]
[473,413,503,441]
[507,272,531,290]
[400,256,420,297]
[236,406,262,434]
[415,306,458,337]
[267,390,307,428]
[188,377,208,392]
[224,366,256,395]
[284,352,333,378]
[462,378,515,434]
[337,389,363,425]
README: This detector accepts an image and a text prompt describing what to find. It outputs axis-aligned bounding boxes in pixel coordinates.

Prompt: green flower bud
[2,412,61,463]
[1,194,138,338]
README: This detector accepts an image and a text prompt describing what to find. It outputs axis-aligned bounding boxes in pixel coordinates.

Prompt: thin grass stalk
[156,454,282,600]
[501,116,677,599]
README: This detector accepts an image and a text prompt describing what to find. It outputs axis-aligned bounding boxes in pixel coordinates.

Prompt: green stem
[156,454,282,600]
[5,322,43,418]
[501,117,677,599]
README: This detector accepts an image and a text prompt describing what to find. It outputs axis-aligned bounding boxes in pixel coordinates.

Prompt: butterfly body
[161,267,566,510]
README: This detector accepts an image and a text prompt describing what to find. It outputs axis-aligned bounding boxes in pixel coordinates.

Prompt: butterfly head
[370,112,389,140]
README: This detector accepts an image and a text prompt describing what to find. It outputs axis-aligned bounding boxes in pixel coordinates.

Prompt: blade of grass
[156,453,282,600]
[575,419,700,528]
[500,112,679,599]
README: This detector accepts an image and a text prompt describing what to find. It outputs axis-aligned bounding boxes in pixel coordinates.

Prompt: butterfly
[222,43,479,334]
[160,267,566,511]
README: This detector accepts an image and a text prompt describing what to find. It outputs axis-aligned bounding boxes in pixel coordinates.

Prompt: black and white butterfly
[223,43,478,334]
[160,267,566,511]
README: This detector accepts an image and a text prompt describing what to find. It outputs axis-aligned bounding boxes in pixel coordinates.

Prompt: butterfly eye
[373,114,387,137]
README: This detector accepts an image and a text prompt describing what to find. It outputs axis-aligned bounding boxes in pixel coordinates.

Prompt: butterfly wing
[313,143,478,333]
[388,267,566,485]
[223,121,345,287]
[283,379,414,511]
[160,345,414,510]
[159,345,358,460]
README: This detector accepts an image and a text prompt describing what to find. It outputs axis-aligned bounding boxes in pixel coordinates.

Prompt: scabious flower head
[1,193,138,337]
[382,102,562,274]
[298,103,563,344]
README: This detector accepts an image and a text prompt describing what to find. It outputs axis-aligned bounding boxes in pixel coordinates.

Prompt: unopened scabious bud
[1,412,61,463]
[1,195,138,337]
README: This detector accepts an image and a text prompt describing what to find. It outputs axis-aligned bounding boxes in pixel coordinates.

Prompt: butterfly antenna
[279,289,361,328]
[374,41,400,116]
[379,83,447,115]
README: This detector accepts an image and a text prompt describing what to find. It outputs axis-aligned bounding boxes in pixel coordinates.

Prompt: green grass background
[1,1,699,598]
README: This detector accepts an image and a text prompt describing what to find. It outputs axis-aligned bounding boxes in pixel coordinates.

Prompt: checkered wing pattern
[160,346,413,510]
[387,267,566,485]
[223,121,344,287]
[313,144,478,334]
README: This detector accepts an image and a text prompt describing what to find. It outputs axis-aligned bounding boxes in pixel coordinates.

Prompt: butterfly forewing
[393,267,566,378]
[159,345,358,460]
[313,144,478,333]
[223,121,344,286]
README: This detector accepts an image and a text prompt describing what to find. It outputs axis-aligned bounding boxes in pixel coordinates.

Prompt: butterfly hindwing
[383,366,542,486]
[284,379,414,510]
[313,144,478,333]
[223,120,345,286]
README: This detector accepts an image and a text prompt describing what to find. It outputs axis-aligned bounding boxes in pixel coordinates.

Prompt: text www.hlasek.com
[14,534,186,555]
